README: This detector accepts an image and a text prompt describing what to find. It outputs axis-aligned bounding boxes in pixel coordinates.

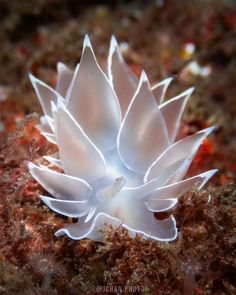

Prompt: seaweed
[0,0,235,294]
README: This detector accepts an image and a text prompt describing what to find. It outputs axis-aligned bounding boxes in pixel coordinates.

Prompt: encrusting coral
[28,35,217,242]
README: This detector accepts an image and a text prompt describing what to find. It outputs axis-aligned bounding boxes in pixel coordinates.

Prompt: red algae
[0,0,235,294]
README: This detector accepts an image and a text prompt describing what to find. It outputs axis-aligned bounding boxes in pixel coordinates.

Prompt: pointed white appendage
[108,35,139,116]
[82,34,92,50]
[28,162,92,201]
[144,169,217,214]
[151,77,173,105]
[121,169,216,205]
[144,126,215,183]
[66,35,121,152]
[29,73,64,118]
[55,62,73,98]
[43,156,62,169]
[159,87,195,143]
[140,169,218,202]
[117,71,169,174]
[143,159,190,189]
[40,195,91,218]
[54,99,107,182]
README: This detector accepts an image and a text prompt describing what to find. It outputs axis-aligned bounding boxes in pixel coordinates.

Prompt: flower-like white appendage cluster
[28,35,216,242]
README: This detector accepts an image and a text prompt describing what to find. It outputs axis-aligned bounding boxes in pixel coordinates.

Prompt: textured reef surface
[0,0,235,294]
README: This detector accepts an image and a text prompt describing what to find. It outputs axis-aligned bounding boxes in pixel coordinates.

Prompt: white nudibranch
[28,35,217,242]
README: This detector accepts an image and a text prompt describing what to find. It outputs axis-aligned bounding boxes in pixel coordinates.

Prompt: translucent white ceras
[28,35,217,242]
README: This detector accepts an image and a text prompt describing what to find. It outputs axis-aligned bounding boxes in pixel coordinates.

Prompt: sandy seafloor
[0,1,235,294]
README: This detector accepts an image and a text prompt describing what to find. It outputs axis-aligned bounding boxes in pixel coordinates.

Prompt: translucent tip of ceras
[109,35,124,64]
[110,35,119,53]
[140,70,148,83]
[184,86,195,96]
[57,61,68,73]
[199,125,215,136]
[83,34,92,49]
[152,76,174,90]
[28,73,38,85]
[96,176,126,202]
[162,76,174,85]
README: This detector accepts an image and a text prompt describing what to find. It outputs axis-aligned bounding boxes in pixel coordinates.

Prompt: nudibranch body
[28,35,216,242]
